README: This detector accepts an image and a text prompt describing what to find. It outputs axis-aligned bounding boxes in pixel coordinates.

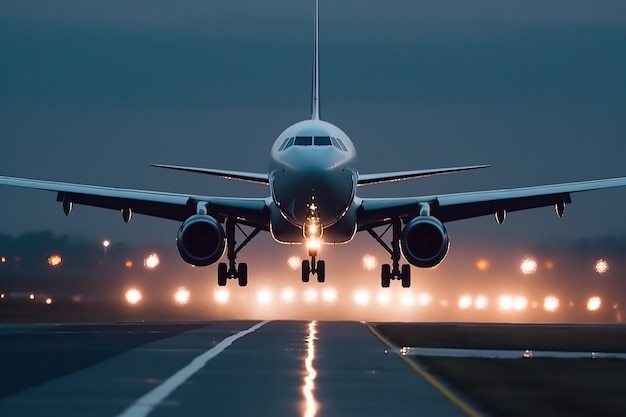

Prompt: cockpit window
[278,137,291,151]
[294,136,313,146]
[283,137,295,150]
[332,137,348,151]
[314,136,331,146]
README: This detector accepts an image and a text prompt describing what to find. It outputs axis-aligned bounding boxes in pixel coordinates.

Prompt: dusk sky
[1,0,626,257]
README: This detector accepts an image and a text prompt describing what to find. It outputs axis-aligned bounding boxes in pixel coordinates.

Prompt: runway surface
[0,321,472,417]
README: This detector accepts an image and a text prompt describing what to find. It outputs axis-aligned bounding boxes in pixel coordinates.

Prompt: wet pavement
[0,321,472,417]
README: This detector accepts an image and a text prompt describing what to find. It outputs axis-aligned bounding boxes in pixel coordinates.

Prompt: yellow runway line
[366,323,484,417]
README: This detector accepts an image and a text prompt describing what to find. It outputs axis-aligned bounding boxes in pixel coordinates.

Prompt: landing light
[321,288,337,303]
[417,292,432,306]
[513,296,528,311]
[48,254,62,267]
[458,295,472,310]
[401,293,414,306]
[544,295,559,312]
[498,295,513,311]
[125,288,142,305]
[174,287,190,305]
[376,291,391,305]
[214,288,230,304]
[476,259,490,272]
[303,288,318,303]
[281,287,295,303]
[306,238,321,252]
[587,296,602,312]
[595,259,609,275]
[287,256,301,270]
[362,255,378,271]
[474,295,488,310]
[353,290,370,305]
[45,298,53,305]
[257,289,273,305]
[144,253,160,270]
[520,258,537,275]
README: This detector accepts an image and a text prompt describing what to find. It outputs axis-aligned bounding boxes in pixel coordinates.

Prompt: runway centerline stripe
[115,321,269,417]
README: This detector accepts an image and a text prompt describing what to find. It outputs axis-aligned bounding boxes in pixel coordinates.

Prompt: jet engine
[400,216,450,268]
[176,215,226,266]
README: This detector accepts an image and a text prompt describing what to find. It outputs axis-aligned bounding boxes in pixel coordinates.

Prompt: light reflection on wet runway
[302,321,318,417]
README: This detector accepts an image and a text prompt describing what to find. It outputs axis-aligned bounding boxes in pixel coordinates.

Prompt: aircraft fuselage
[269,120,358,243]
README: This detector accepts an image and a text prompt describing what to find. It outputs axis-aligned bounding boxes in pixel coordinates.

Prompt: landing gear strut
[301,202,325,283]
[366,217,411,288]
[217,217,261,287]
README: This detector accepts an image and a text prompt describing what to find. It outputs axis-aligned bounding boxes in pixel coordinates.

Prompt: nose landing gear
[301,202,326,283]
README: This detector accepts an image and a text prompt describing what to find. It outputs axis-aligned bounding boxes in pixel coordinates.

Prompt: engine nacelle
[176,215,226,266]
[401,216,450,268]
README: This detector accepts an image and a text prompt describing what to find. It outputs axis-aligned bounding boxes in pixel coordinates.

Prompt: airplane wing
[0,176,269,228]
[358,176,626,228]
[151,164,269,185]
[357,164,489,186]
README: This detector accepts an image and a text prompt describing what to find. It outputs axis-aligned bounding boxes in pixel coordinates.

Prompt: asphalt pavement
[0,321,473,417]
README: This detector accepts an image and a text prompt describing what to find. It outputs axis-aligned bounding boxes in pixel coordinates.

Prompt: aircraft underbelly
[271,167,355,229]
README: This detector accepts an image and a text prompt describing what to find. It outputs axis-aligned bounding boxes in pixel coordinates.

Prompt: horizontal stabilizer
[357,164,489,186]
[151,164,269,185]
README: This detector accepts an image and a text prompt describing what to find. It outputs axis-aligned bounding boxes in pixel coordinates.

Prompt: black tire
[381,264,391,288]
[217,263,228,286]
[302,260,310,283]
[316,260,325,283]
[401,264,411,288]
[238,263,248,287]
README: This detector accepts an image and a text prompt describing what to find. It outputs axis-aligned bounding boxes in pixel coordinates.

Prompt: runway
[0,321,473,417]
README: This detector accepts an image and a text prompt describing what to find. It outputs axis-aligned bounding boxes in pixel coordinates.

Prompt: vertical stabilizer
[310,0,320,120]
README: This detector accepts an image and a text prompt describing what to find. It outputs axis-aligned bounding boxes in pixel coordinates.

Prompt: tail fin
[310,0,320,120]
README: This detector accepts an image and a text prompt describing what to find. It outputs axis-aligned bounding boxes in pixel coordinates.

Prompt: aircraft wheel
[238,263,248,287]
[217,262,228,286]
[302,260,310,283]
[316,260,325,283]
[381,264,391,288]
[401,264,411,288]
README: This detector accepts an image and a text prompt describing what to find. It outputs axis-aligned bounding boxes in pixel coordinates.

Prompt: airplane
[2,0,626,289]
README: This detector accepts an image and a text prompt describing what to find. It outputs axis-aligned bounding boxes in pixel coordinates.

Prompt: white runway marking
[116,321,269,417]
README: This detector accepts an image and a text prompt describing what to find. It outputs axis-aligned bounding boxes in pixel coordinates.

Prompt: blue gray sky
[1,0,626,252]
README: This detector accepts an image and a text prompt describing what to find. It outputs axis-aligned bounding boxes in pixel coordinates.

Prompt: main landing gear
[217,217,261,287]
[366,217,411,288]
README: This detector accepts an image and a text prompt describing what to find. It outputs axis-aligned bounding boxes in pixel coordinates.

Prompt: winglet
[310,0,320,120]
